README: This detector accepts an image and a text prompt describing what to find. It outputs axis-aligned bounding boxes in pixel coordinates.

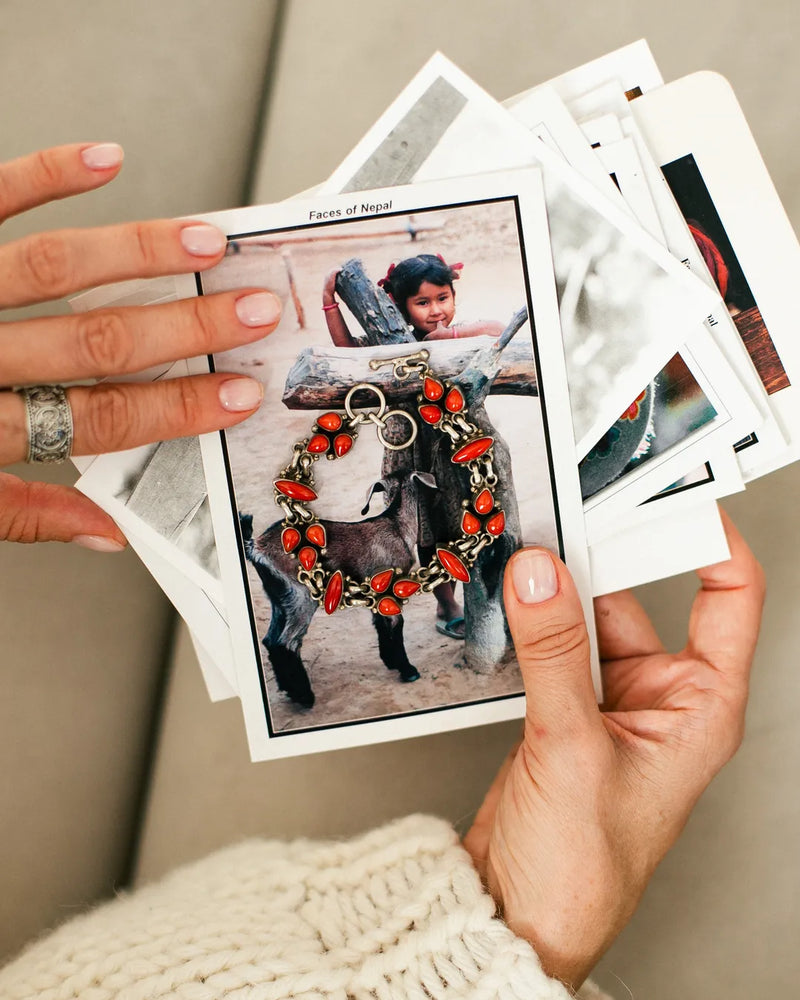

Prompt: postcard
[178,170,595,760]
[318,53,718,460]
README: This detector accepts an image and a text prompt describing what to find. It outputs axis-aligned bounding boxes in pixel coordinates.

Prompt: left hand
[463,510,764,989]
[422,322,456,341]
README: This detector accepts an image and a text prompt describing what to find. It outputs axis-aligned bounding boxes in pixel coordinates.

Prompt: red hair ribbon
[436,253,463,277]
[377,262,396,289]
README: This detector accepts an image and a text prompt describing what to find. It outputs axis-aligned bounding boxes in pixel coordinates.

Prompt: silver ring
[18,385,74,463]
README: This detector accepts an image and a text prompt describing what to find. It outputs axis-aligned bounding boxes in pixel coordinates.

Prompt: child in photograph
[322,253,505,639]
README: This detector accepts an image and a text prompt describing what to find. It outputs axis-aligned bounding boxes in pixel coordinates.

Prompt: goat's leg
[372,614,420,682]
[262,583,317,708]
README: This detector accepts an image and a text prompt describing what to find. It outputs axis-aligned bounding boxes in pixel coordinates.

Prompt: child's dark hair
[378,253,462,320]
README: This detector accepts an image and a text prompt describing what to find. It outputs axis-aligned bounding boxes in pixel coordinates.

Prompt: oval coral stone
[461,510,481,535]
[393,579,420,599]
[317,412,343,432]
[275,479,317,502]
[298,546,318,570]
[370,569,394,593]
[281,527,301,552]
[333,433,353,457]
[305,523,326,548]
[451,437,493,464]
[377,596,402,616]
[324,571,343,615]
[475,488,494,514]
[486,511,506,536]
[419,404,442,425]
[423,377,444,401]
[444,387,464,412]
[436,548,470,583]
[307,434,329,454]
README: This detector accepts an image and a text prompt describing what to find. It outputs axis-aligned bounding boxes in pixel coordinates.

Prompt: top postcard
[180,170,595,760]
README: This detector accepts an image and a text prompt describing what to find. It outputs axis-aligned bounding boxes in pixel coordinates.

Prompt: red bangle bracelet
[322,302,340,312]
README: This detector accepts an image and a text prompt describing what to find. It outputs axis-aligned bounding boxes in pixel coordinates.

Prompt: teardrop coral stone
[423,377,444,401]
[305,523,326,548]
[281,527,301,552]
[475,488,494,514]
[486,511,506,536]
[333,433,353,457]
[298,546,317,570]
[275,479,317,502]
[370,569,394,593]
[377,596,402,616]
[451,437,493,464]
[444,387,464,412]
[393,579,420,599]
[324,571,343,615]
[318,412,342,432]
[436,548,470,583]
[307,434,329,454]
[419,404,442,425]
[461,510,481,535]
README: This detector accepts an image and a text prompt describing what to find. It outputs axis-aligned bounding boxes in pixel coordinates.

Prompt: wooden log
[282,339,538,409]
[334,258,414,346]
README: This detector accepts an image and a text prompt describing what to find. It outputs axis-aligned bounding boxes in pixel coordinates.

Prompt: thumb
[504,547,599,732]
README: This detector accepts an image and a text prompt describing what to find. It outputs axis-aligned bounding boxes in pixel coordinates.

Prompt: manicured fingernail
[72,534,126,552]
[219,377,264,412]
[180,224,227,257]
[81,143,124,170]
[512,550,558,604]
[235,291,281,327]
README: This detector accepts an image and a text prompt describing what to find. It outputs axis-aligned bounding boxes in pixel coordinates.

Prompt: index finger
[686,508,766,682]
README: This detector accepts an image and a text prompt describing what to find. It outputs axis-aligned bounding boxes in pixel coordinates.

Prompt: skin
[0,143,281,546]
[464,510,765,990]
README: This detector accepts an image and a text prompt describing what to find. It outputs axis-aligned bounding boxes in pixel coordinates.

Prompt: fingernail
[235,291,281,327]
[81,143,124,170]
[219,377,264,412]
[180,224,227,257]
[512,550,558,604]
[72,534,126,552]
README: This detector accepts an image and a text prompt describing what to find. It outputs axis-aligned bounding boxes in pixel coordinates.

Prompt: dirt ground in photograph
[204,202,560,731]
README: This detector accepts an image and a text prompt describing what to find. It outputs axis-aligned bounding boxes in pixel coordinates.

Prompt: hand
[421,322,455,341]
[322,267,340,304]
[463,510,764,989]
[0,143,282,549]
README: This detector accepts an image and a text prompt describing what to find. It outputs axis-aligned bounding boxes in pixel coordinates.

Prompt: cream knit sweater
[0,815,613,999]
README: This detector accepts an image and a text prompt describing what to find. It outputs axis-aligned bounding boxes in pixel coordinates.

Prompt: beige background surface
[1,2,799,997]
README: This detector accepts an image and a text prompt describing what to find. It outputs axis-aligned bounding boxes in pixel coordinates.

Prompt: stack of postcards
[70,41,800,761]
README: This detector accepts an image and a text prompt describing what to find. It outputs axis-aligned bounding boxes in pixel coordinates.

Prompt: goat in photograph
[240,469,438,708]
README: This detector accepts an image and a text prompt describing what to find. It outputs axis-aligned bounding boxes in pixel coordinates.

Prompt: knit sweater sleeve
[0,814,615,999]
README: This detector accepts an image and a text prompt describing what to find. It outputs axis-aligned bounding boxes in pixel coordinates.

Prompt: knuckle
[75,310,134,374]
[520,618,590,666]
[83,385,137,453]
[171,378,205,431]
[34,149,66,190]
[0,481,42,543]
[131,221,160,270]
[187,297,220,354]
[21,232,75,298]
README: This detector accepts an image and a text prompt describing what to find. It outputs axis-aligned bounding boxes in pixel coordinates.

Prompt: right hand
[0,142,282,549]
[322,267,340,304]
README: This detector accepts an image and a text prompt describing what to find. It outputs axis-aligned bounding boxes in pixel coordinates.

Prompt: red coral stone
[298,546,317,570]
[275,479,317,502]
[475,488,494,514]
[436,548,471,583]
[444,387,464,412]
[393,579,420,599]
[370,569,394,593]
[486,510,506,536]
[305,523,326,548]
[423,377,444,401]
[377,596,402,616]
[281,527,301,552]
[307,434,329,454]
[324,571,343,615]
[461,510,481,535]
[419,404,443,425]
[451,437,493,464]
[333,433,353,457]
[318,412,343,432]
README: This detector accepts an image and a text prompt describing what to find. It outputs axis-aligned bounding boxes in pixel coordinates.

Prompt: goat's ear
[411,471,438,491]
[361,479,388,516]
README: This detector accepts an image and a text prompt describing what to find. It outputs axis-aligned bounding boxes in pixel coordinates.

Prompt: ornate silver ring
[17,385,74,464]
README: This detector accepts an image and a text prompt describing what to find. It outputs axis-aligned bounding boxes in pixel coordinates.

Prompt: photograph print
[196,183,584,748]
